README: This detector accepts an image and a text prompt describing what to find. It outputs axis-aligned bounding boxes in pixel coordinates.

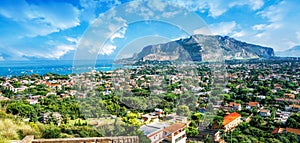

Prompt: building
[275,98,300,104]
[286,104,300,112]
[164,123,187,143]
[140,122,170,143]
[272,128,300,136]
[19,135,139,143]
[140,122,187,143]
[0,96,9,101]
[199,129,224,143]
[284,93,295,99]
[223,112,242,132]
[259,110,271,117]
[245,102,260,110]
[229,102,242,111]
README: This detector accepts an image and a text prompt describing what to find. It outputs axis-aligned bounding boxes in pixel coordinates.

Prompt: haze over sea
[0,60,115,77]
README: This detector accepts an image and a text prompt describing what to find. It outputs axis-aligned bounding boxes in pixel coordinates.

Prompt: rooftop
[140,122,170,136]
[223,112,241,126]
[247,102,259,107]
[164,123,187,133]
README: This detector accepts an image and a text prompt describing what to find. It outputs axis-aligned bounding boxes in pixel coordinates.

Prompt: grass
[0,110,36,141]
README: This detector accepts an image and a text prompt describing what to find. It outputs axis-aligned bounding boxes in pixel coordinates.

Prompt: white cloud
[249,0,264,10]
[0,0,80,37]
[110,27,127,42]
[252,24,267,31]
[193,27,212,35]
[232,0,300,51]
[147,0,167,12]
[209,21,237,36]
[171,0,264,18]
[52,45,76,59]
[232,31,246,38]
[230,0,264,10]
[99,44,117,55]
[66,37,79,44]
[21,44,75,59]
[297,32,300,41]
[257,2,285,22]
[0,55,4,61]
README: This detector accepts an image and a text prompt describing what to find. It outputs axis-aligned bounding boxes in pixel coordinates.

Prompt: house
[0,96,9,101]
[259,109,271,117]
[272,128,300,136]
[165,115,188,124]
[141,114,159,123]
[140,122,169,143]
[27,99,39,105]
[223,112,242,132]
[140,122,187,143]
[40,112,62,126]
[245,102,260,110]
[199,129,224,143]
[284,93,295,99]
[275,98,300,104]
[275,110,290,123]
[163,123,187,143]
[154,108,164,117]
[229,102,242,111]
[287,104,300,112]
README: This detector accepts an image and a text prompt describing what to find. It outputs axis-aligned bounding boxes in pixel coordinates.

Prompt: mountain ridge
[124,34,274,62]
[276,46,300,57]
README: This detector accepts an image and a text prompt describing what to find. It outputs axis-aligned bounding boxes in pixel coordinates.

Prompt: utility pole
[231,131,232,143]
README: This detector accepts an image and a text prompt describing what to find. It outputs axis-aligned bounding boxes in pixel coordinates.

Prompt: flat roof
[140,122,170,136]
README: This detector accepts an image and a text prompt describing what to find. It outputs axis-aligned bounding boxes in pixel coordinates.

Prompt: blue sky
[0,0,299,61]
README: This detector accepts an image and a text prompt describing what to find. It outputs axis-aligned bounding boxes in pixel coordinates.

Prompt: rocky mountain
[276,46,300,57]
[124,34,274,62]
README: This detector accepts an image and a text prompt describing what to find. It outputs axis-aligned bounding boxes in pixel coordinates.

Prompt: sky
[0,0,299,61]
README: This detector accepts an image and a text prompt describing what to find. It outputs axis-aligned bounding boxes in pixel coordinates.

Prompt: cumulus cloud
[209,21,237,36]
[257,1,286,23]
[23,44,75,59]
[99,44,117,55]
[253,0,300,50]
[232,31,246,38]
[0,0,80,37]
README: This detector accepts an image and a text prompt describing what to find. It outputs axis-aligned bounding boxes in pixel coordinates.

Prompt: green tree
[176,105,190,117]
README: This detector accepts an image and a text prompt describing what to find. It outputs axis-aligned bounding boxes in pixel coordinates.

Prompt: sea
[0,60,118,77]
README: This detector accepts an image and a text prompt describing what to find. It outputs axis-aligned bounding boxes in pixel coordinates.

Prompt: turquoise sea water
[0,60,116,77]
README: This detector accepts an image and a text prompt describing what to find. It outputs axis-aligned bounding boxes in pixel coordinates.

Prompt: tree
[286,118,299,128]
[186,127,198,137]
[176,105,190,117]
[191,112,203,125]
[212,116,223,129]
[6,102,35,118]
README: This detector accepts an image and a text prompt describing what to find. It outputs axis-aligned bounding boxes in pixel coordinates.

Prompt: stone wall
[20,136,139,143]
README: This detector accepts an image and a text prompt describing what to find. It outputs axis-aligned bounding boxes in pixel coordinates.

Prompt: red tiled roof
[247,102,259,107]
[272,128,280,134]
[223,112,241,126]
[275,98,300,103]
[289,104,300,109]
[164,123,186,133]
[229,102,241,107]
[286,128,300,136]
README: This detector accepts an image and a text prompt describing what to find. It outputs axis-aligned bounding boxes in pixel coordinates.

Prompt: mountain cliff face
[129,34,274,62]
[276,46,300,57]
